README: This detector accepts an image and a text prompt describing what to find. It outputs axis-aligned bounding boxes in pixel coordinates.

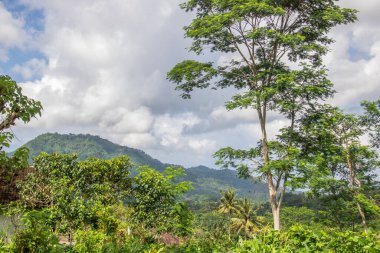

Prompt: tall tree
[296,106,379,233]
[167,0,356,230]
[0,75,42,152]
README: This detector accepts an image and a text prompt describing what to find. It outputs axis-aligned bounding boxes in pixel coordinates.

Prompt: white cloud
[153,113,200,147]
[120,133,156,149]
[188,139,216,153]
[211,106,254,122]
[325,0,380,110]
[0,3,27,61]
[6,0,380,168]
[12,58,47,80]
[100,107,154,134]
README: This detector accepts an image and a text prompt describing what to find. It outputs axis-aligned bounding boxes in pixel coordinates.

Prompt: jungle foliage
[0,0,380,252]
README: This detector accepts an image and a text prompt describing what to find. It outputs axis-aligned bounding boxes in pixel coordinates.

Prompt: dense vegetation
[1,149,379,252]
[1,0,380,252]
[1,87,379,253]
[18,133,269,202]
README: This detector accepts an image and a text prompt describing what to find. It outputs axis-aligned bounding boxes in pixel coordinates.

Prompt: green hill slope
[23,133,166,170]
[20,133,268,202]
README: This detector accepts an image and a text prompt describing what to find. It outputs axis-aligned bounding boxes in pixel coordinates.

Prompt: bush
[74,230,106,253]
[234,226,380,253]
[0,230,11,253]
[327,231,380,253]
[9,210,61,253]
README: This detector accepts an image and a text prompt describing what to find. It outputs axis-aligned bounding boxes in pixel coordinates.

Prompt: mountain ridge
[18,133,268,202]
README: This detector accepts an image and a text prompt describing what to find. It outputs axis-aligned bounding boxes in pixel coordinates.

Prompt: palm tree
[230,198,264,238]
[218,190,237,215]
[218,190,237,240]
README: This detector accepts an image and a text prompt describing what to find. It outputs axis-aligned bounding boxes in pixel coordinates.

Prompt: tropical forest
[0,0,380,252]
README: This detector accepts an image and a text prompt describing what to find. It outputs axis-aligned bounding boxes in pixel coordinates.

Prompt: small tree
[18,153,133,237]
[218,191,263,237]
[10,210,59,253]
[230,198,263,237]
[168,0,357,230]
[131,166,192,231]
[218,190,237,215]
[218,189,237,239]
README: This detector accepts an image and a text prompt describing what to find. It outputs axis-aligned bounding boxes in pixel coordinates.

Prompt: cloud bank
[1,0,379,167]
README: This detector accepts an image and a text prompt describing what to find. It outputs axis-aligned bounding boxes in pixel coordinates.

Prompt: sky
[1,0,380,168]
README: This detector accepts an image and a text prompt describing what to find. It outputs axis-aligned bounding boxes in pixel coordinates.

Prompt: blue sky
[1,0,380,168]
[0,0,45,82]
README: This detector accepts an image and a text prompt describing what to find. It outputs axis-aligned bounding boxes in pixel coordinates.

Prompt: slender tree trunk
[257,105,281,230]
[268,172,280,230]
[346,151,355,187]
[345,151,368,233]
[272,205,281,230]
[356,202,368,233]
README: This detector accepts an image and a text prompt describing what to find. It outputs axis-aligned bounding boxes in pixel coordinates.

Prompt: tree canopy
[168,0,357,230]
[0,75,42,204]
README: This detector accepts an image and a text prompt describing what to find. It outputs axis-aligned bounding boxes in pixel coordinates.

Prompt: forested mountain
[23,133,166,170]
[20,133,268,202]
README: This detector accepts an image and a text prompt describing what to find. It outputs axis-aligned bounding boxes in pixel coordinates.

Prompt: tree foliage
[294,105,380,232]
[0,75,42,134]
[168,0,357,230]
[218,190,264,237]
[132,166,192,230]
[18,153,133,209]
[0,75,42,204]
[361,100,380,148]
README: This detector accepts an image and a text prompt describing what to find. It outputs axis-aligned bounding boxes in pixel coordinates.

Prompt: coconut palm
[217,190,237,240]
[217,190,237,215]
[230,198,264,237]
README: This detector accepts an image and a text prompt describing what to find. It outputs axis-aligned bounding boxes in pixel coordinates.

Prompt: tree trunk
[272,205,281,231]
[345,151,368,233]
[346,151,355,187]
[268,173,281,230]
[257,105,281,230]
[356,202,368,234]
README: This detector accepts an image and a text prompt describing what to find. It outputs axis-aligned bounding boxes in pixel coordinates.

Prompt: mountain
[23,133,167,171]
[20,133,268,202]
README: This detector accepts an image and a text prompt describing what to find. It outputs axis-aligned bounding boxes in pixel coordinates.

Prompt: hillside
[20,133,268,202]
[23,133,166,170]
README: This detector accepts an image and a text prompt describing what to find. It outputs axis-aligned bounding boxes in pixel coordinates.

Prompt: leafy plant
[74,229,106,253]
[9,210,61,253]
[132,166,192,231]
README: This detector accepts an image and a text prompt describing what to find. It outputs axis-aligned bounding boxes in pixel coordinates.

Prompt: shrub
[234,226,380,253]
[74,230,106,253]
[9,210,61,253]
